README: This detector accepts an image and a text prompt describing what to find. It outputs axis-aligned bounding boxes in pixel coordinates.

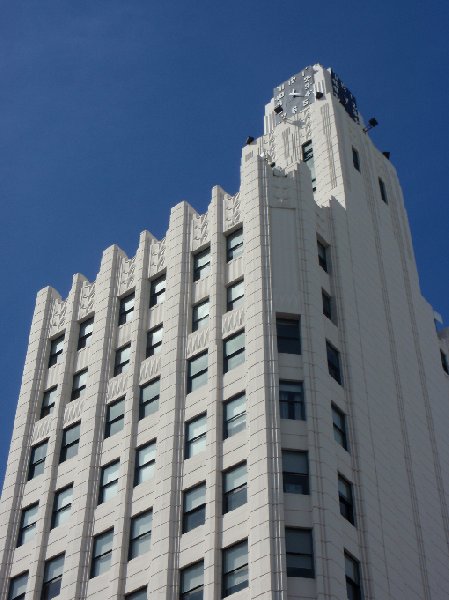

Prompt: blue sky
[1,0,448,489]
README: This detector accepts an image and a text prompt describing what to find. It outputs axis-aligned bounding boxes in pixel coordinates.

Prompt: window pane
[44,555,65,582]
[189,436,206,457]
[189,353,208,377]
[94,530,113,557]
[102,462,119,485]
[108,398,125,421]
[282,451,308,474]
[277,319,301,354]
[22,503,38,527]
[184,484,206,512]
[132,512,152,538]
[64,423,80,446]
[224,332,245,356]
[224,540,248,573]
[119,345,131,363]
[33,441,48,463]
[126,589,147,600]
[56,486,73,510]
[181,561,204,593]
[92,553,111,577]
[224,464,247,493]
[285,529,312,553]
[8,572,28,600]
[138,443,156,466]
[188,416,206,441]
[141,379,160,403]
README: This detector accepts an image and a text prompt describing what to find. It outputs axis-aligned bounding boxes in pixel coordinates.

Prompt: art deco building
[1,64,449,600]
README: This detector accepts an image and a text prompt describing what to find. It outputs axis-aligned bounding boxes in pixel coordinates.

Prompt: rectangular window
[352,147,360,171]
[223,330,245,372]
[181,561,204,600]
[146,325,163,357]
[28,440,48,480]
[441,350,449,375]
[114,344,131,376]
[322,290,332,320]
[345,552,362,600]
[90,529,113,578]
[338,475,355,525]
[119,292,135,325]
[192,299,209,332]
[193,247,211,282]
[17,503,38,547]
[78,317,94,350]
[129,510,152,560]
[98,460,120,504]
[134,441,156,486]
[48,335,64,367]
[59,422,80,463]
[222,540,249,597]
[139,378,160,419]
[187,351,208,393]
[105,397,125,438]
[185,414,206,459]
[282,450,309,494]
[183,482,206,533]
[302,140,316,191]
[126,589,147,600]
[317,240,328,272]
[378,177,388,204]
[276,317,301,355]
[326,341,342,384]
[226,228,243,261]
[223,462,247,514]
[42,554,65,599]
[51,484,73,529]
[227,279,244,311]
[224,393,246,438]
[332,404,349,451]
[8,572,28,600]
[150,275,166,307]
[279,381,305,421]
[285,528,314,578]
[71,369,88,401]
[40,386,57,419]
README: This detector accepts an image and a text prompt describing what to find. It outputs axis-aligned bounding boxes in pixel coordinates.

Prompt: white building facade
[1,64,449,600]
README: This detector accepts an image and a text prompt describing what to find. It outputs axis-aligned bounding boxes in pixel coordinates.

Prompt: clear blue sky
[1,0,448,490]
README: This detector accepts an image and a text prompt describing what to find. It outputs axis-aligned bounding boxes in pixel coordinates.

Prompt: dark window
[17,503,38,547]
[226,228,243,262]
[125,588,147,600]
[183,482,206,533]
[332,404,349,451]
[40,387,57,419]
[90,529,113,578]
[8,572,28,600]
[129,510,152,560]
[192,299,209,332]
[59,422,80,463]
[302,140,316,191]
[146,325,163,357]
[223,462,247,514]
[181,561,204,600]
[223,330,245,372]
[227,280,244,311]
[134,441,156,486]
[98,460,119,504]
[338,475,355,525]
[222,540,249,597]
[193,247,211,282]
[139,378,160,419]
[224,393,246,438]
[51,485,73,529]
[279,381,305,421]
[114,344,131,376]
[105,397,125,438]
[28,440,48,480]
[119,293,135,325]
[345,552,362,600]
[187,351,208,393]
[48,335,64,367]
[378,177,388,204]
[282,450,309,494]
[276,318,301,354]
[322,290,332,320]
[150,275,166,307]
[285,528,314,578]
[317,240,328,272]
[78,317,94,350]
[352,147,360,171]
[71,369,88,401]
[326,341,342,384]
[41,553,65,600]
[441,350,449,375]
[185,414,206,459]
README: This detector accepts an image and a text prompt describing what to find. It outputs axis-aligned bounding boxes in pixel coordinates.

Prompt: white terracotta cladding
[1,64,449,600]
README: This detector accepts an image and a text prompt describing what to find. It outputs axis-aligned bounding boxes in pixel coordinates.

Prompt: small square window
[78,317,94,350]
[42,554,65,599]
[51,484,73,529]
[150,275,166,308]
[326,341,342,384]
[345,552,362,600]
[223,462,247,514]
[129,510,152,560]
[183,482,206,533]
[114,344,131,376]
[378,177,388,204]
[185,414,206,459]
[59,422,80,463]
[322,290,332,320]
[98,460,119,504]
[119,293,135,325]
[180,561,204,600]
[276,318,301,354]
[40,386,57,419]
[193,247,211,282]
[125,588,147,600]
[8,572,28,600]
[279,381,305,421]
[146,325,163,357]
[105,397,125,438]
[222,540,249,597]
[17,503,39,547]
[48,335,64,367]
[224,393,246,439]
[28,440,48,480]
[90,529,113,578]
[223,330,245,372]
[192,299,209,332]
[139,378,160,419]
[441,350,449,375]
[317,240,329,272]
[338,474,355,525]
[226,228,243,262]
[134,441,156,486]
[187,351,208,393]
[71,369,88,401]
[282,450,309,494]
[352,147,360,171]
[227,279,244,311]
[332,404,349,451]
[285,528,314,578]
